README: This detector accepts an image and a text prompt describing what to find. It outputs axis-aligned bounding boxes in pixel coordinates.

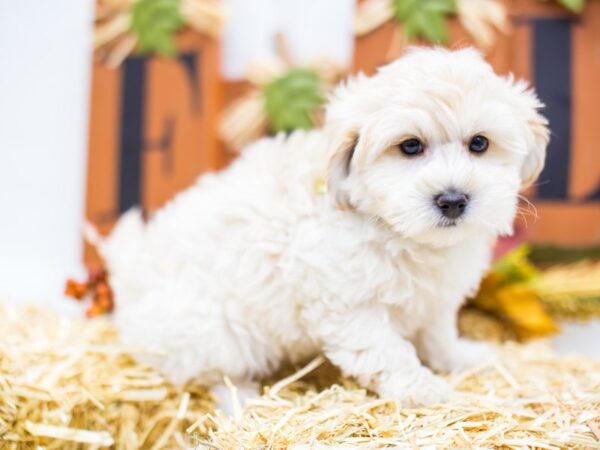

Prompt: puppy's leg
[211,379,260,417]
[309,305,452,406]
[416,304,495,373]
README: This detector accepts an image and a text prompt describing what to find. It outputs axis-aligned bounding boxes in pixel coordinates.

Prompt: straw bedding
[1,305,599,449]
[0,306,214,449]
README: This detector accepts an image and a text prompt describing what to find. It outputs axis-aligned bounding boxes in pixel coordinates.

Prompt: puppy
[100,47,549,406]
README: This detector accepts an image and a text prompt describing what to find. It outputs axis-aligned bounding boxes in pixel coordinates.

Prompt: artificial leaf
[130,0,184,57]
[496,285,558,339]
[556,0,585,13]
[264,69,324,133]
[471,271,504,311]
[392,0,456,43]
[468,245,558,340]
[492,245,539,286]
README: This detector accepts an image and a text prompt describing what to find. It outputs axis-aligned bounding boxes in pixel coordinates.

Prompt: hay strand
[206,344,600,449]
[1,305,599,449]
[0,305,214,449]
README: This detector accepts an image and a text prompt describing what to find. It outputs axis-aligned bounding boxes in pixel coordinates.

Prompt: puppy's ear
[520,112,550,189]
[324,73,371,209]
[505,77,550,189]
[327,132,358,209]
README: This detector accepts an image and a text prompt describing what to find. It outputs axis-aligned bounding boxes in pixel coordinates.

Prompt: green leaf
[556,0,585,13]
[130,0,184,57]
[492,245,539,287]
[391,0,456,44]
[264,69,324,133]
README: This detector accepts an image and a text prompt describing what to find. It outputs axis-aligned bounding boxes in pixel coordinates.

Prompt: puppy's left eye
[468,135,489,153]
[399,138,424,156]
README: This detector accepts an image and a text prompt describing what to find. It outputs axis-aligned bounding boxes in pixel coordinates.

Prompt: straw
[0,305,214,449]
[207,345,600,449]
[2,305,599,449]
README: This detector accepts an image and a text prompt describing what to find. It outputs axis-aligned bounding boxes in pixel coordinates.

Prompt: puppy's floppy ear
[521,112,550,189]
[324,73,371,209]
[326,131,358,209]
[505,76,550,189]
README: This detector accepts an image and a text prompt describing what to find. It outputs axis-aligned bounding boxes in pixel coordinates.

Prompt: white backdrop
[220,0,355,80]
[0,0,94,313]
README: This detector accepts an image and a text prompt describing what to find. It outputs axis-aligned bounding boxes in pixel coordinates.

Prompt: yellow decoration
[468,246,559,340]
[495,285,559,339]
[314,177,328,195]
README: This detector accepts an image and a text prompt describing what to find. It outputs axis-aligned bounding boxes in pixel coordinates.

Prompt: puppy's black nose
[435,190,469,219]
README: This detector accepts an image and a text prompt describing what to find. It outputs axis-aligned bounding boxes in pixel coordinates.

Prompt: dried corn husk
[355,0,508,52]
[94,0,224,67]
[219,90,270,152]
[463,251,600,341]
[457,0,509,51]
[180,0,224,38]
[354,0,394,36]
[539,260,600,320]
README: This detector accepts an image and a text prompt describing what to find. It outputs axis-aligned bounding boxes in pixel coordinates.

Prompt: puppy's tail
[98,208,145,270]
[90,208,147,307]
[83,220,102,247]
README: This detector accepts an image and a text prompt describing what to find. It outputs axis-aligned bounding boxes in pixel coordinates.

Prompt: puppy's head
[326,47,549,247]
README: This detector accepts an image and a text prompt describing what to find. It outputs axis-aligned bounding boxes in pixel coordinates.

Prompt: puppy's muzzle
[434,190,469,220]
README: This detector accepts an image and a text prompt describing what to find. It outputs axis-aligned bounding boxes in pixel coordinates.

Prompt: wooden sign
[86,31,222,261]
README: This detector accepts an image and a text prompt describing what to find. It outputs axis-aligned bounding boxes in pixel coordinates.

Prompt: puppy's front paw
[378,369,454,407]
[430,339,495,373]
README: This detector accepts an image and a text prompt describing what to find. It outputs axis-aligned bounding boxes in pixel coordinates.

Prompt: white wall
[221,0,355,80]
[0,0,94,312]
[552,321,600,359]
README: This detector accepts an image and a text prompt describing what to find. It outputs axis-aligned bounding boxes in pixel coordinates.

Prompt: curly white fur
[100,47,549,406]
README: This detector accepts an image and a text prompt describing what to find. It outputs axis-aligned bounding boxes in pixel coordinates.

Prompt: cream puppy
[100,47,549,406]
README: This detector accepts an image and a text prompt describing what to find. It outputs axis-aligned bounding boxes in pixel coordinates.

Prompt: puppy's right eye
[399,138,424,156]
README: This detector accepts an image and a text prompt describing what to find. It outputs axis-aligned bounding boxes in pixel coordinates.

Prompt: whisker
[517,194,539,221]
[516,209,530,228]
[526,179,551,189]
